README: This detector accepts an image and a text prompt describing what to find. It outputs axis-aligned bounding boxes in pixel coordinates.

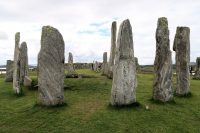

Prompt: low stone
[24,76,32,87]
[5,60,13,82]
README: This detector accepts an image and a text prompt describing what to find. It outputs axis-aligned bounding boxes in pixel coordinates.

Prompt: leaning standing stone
[102,52,108,75]
[194,57,200,79]
[111,19,137,106]
[38,26,65,106]
[153,17,173,102]
[108,21,117,79]
[5,60,13,82]
[19,42,29,84]
[173,27,190,96]
[13,32,21,94]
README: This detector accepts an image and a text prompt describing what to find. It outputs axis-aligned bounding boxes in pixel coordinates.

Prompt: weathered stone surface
[111,19,137,106]
[153,17,173,102]
[38,26,65,106]
[19,42,29,84]
[67,52,77,75]
[173,27,190,96]
[24,76,32,87]
[13,32,21,94]
[108,21,117,79]
[194,57,200,79]
[102,52,108,75]
[5,60,13,82]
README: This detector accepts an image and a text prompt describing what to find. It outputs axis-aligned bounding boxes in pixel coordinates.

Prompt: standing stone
[38,26,65,106]
[102,52,108,75]
[5,60,13,82]
[108,21,117,79]
[19,42,29,84]
[195,57,200,79]
[13,32,21,94]
[153,17,173,102]
[173,27,190,96]
[67,52,76,75]
[134,57,140,71]
[111,19,137,106]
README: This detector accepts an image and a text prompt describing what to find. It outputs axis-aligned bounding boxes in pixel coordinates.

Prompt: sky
[0,0,200,65]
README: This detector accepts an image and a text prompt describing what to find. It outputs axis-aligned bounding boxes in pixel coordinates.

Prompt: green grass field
[0,69,200,133]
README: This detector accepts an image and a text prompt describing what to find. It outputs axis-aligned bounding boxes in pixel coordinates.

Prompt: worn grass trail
[0,69,200,133]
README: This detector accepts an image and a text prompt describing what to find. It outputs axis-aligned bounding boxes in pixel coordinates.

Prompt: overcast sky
[0,0,200,65]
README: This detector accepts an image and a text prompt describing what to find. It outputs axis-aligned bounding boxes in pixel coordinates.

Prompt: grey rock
[173,27,190,96]
[19,42,29,84]
[5,60,13,82]
[102,52,108,75]
[108,21,117,79]
[24,76,32,87]
[38,26,65,106]
[194,57,200,79]
[67,52,77,75]
[153,17,173,102]
[13,32,21,94]
[111,19,137,106]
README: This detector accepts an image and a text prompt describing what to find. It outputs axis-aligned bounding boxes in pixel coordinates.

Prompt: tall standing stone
[5,60,13,82]
[153,17,173,102]
[108,21,117,79]
[173,27,190,96]
[195,57,200,79]
[111,19,137,106]
[67,52,76,75]
[38,26,65,106]
[13,32,21,94]
[19,42,29,84]
[102,52,108,75]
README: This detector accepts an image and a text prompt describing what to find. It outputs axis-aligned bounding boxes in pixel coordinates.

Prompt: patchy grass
[0,69,200,133]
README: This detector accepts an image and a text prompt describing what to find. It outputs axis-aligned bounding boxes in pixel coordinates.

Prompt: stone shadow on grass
[107,102,141,110]
[149,98,177,105]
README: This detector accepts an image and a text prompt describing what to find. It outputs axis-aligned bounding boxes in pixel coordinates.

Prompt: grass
[0,69,200,133]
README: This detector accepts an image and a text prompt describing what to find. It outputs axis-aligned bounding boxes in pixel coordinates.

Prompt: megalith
[111,19,137,106]
[195,57,200,79]
[13,32,21,94]
[173,27,190,96]
[19,42,29,84]
[38,26,65,106]
[67,52,77,75]
[153,17,173,102]
[5,60,13,82]
[102,52,108,75]
[108,21,117,79]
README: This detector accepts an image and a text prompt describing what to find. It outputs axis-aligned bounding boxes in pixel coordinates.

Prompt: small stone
[5,60,13,82]
[102,52,108,75]
[24,76,32,87]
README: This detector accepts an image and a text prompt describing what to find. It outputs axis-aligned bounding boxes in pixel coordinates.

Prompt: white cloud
[0,0,200,65]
